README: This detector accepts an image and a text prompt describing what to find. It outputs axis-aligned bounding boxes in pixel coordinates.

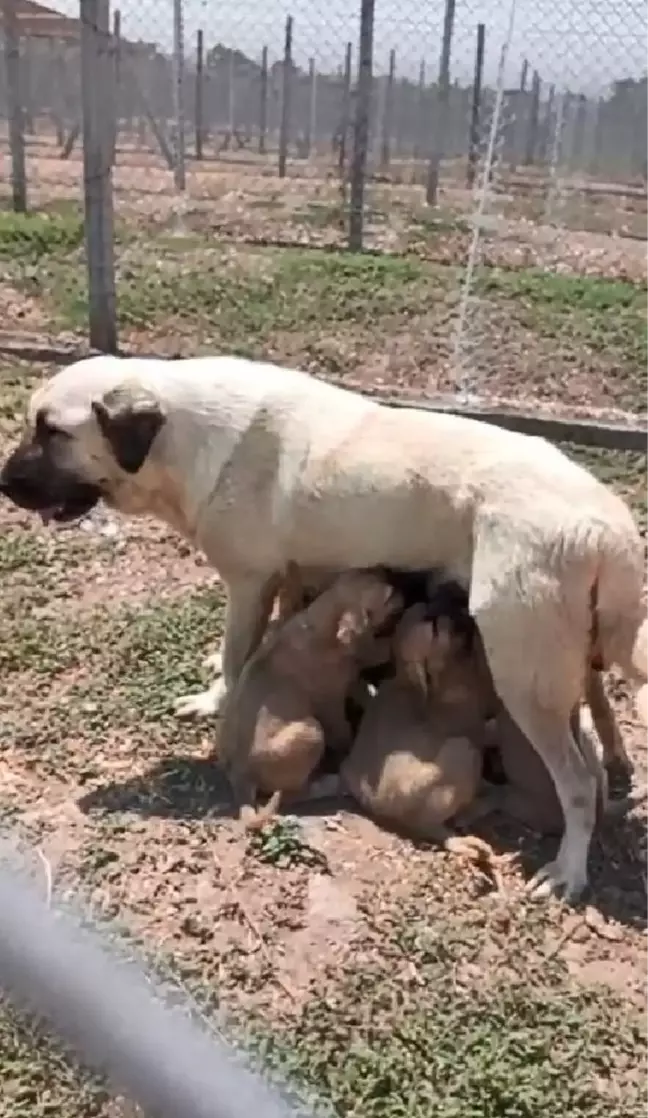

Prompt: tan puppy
[216,569,403,827]
[1,353,645,900]
[343,590,609,843]
[340,602,497,865]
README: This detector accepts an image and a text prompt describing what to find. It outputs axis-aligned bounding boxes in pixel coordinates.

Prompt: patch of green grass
[46,244,452,349]
[1,587,224,742]
[248,817,330,871]
[565,446,647,530]
[411,208,472,236]
[0,999,112,1117]
[477,269,647,406]
[0,367,43,440]
[298,200,348,228]
[0,210,84,259]
[255,905,646,1118]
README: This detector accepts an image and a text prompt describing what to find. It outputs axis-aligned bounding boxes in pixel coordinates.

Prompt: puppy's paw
[240,790,282,831]
[202,649,223,674]
[174,680,227,719]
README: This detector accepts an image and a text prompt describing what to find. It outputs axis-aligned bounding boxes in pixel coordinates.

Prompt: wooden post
[380,47,395,169]
[305,56,317,157]
[466,23,485,188]
[524,69,541,165]
[258,45,268,154]
[195,29,204,159]
[338,40,352,178]
[80,0,117,353]
[426,0,455,205]
[2,0,27,212]
[349,0,374,250]
[278,15,293,178]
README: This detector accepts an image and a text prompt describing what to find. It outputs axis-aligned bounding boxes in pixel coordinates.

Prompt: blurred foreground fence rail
[0,856,316,1118]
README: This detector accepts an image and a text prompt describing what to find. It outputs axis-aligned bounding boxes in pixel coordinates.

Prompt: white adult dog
[0,354,645,901]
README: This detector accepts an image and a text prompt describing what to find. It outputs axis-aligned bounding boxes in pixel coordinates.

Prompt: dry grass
[0,146,646,1117]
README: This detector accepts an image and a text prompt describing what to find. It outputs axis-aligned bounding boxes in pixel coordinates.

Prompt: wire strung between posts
[451,0,518,402]
[0,862,316,1118]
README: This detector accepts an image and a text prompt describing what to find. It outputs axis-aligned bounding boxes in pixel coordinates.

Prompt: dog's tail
[593,525,647,725]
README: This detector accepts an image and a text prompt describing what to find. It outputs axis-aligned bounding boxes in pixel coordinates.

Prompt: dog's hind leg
[585,668,632,775]
[470,547,598,902]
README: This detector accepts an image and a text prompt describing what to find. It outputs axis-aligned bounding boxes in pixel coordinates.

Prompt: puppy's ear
[336,606,367,647]
[91,381,166,474]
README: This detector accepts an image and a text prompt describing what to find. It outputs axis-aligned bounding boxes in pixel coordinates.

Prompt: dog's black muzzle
[0,445,101,523]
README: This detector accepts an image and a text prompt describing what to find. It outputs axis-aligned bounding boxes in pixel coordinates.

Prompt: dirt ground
[0,141,646,1117]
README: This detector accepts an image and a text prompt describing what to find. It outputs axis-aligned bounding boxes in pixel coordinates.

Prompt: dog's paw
[525,858,588,904]
[201,649,223,674]
[174,680,227,719]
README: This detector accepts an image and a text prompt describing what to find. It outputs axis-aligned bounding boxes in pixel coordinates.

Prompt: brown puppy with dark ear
[340,602,499,870]
[216,568,403,829]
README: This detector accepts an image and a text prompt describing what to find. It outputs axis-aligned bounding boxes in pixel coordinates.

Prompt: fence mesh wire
[0,1,644,240]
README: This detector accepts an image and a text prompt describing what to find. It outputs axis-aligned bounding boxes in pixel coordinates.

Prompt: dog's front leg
[175,575,274,719]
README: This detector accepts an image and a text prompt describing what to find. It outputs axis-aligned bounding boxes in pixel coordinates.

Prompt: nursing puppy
[216,568,402,828]
[340,598,497,866]
[342,585,607,845]
[1,354,645,901]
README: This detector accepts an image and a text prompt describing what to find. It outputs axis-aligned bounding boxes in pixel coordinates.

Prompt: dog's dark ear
[91,381,166,474]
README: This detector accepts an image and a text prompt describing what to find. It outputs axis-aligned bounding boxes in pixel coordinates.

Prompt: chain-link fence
[0,0,646,416]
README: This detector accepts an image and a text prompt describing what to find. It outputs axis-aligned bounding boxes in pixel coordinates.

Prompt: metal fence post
[195,29,204,160]
[337,40,352,179]
[466,23,485,188]
[2,0,28,213]
[426,0,456,205]
[380,47,395,169]
[111,7,121,161]
[278,15,293,178]
[348,0,374,250]
[305,56,317,158]
[259,45,268,154]
[524,69,541,165]
[172,0,186,191]
[80,0,117,353]
[413,58,425,161]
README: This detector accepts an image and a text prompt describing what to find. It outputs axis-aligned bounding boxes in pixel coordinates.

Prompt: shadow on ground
[78,753,647,933]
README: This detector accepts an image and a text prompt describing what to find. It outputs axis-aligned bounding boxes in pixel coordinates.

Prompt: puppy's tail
[593,527,647,725]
